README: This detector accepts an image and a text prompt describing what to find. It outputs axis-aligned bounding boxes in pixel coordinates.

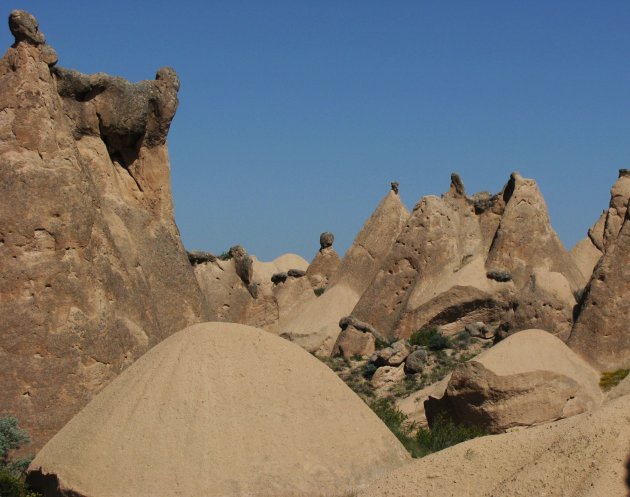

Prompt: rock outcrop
[564,170,630,370]
[192,251,310,329]
[569,205,630,370]
[351,173,584,342]
[359,394,630,497]
[0,11,208,450]
[277,189,409,354]
[27,323,410,497]
[424,329,602,433]
[305,232,341,288]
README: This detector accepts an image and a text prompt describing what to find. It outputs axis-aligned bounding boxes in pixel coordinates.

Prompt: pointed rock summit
[569,200,630,370]
[305,231,341,288]
[351,172,584,342]
[278,187,409,354]
[27,323,410,497]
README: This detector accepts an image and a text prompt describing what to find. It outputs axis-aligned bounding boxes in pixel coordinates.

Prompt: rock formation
[27,323,410,497]
[569,204,630,370]
[359,393,630,497]
[0,11,208,450]
[277,188,409,354]
[424,329,602,432]
[192,250,310,328]
[332,316,377,359]
[305,232,341,288]
[351,172,584,342]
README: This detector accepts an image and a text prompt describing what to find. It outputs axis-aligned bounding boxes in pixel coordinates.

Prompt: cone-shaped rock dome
[28,322,410,497]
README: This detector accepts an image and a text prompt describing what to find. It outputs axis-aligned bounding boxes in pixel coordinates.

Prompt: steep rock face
[485,173,585,291]
[352,173,583,341]
[569,206,630,370]
[570,169,630,280]
[0,11,207,450]
[278,189,409,354]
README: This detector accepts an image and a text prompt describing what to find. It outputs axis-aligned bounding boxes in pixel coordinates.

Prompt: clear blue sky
[4,1,630,261]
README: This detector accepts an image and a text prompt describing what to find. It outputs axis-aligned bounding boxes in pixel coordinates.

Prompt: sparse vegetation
[0,416,40,497]
[369,398,424,457]
[409,328,451,350]
[313,287,326,297]
[368,399,487,458]
[599,369,630,391]
[218,251,232,261]
[374,337,390,350]
[415,415,487,453]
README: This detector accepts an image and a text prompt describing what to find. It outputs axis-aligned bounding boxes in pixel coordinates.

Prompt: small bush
[218,251,232,261]
[599,369,630,391]
[362,362,378,380]
[0,416,39,497]
[313,287,325,297]
[369,399,426,458]
[374,337,390,350]
[416,415,487,453]
[409,328,451,350]
[0,469,40,497]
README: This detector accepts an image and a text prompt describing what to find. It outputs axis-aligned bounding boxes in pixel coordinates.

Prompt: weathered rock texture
[568,170,630,371]
[351,172,585,342]
[27,323,410,497]
[192,251,311,330]
[277,190,409,354]
[305,232,341,288]
[0,11,207,451]
[424,329,602,433]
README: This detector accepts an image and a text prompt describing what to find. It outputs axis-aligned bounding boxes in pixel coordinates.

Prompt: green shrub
[416,415,487,453]
[362,362,378,379]
[0,417,31,475]
[374,337,390,350]
[313,287,325,297]
[0,468,40,497]
[218,251,232,261]
[0,416,39,497]
[369,399,426,458]
[599,369,630,391]
[409,328,451,350]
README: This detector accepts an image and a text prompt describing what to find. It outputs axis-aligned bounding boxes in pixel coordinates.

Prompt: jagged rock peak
[320,231,334,250]
[9,10,45,45]
[391,181,399,194]
[448,172,466,197]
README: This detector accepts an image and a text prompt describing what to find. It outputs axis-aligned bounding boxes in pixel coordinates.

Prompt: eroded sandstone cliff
[0,11,208,450]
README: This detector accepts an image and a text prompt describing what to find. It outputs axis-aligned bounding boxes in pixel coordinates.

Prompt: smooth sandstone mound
[359,394,630,497]
[28,322,410,497]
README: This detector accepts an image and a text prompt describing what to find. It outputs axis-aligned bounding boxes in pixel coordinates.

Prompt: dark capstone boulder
[319,232,334,250]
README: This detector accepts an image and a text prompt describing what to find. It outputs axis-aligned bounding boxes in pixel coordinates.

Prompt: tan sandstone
[0,11,207,450]
[27,322,410,497]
